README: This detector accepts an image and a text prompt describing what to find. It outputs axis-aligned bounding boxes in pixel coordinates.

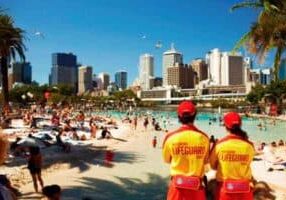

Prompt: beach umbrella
[17,138,39,147]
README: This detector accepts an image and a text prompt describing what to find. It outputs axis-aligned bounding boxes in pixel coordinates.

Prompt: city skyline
[2,0,276,86]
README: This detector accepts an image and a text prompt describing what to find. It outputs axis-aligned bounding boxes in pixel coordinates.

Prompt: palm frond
[232,31,252,53]
[230,1,262,12]
[0,14,26,59]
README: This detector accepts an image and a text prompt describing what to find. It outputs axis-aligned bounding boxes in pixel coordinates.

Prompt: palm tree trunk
[0,57,9,113]
[273,47,282,82]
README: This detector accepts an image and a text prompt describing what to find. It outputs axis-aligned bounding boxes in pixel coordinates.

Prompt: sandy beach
[15,120,170,200]
[0,115,286,200]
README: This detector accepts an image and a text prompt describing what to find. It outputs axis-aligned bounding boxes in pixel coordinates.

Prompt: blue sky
[2,0,269,85]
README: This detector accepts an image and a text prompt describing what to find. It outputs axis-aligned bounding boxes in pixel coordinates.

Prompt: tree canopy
[232,0,286,81]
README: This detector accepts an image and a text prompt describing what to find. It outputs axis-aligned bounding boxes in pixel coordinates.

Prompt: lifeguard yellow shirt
[210,134,255,182]
[162,125,209,177]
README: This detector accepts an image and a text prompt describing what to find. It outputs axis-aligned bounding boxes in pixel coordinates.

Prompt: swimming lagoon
[95,110,286,144]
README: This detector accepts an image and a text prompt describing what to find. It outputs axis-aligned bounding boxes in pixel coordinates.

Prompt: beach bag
[172,176,200,190]
[222,180,250,193]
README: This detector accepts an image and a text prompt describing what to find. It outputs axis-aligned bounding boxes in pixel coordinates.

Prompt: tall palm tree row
[0,12,26,113]
[231,0,286,82]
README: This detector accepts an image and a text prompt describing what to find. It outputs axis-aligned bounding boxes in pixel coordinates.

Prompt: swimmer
[271,141,277,148]
[278,140,284,146]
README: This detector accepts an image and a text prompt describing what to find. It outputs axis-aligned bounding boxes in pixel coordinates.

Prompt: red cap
[224,112,242,129]
[178,101,196,117]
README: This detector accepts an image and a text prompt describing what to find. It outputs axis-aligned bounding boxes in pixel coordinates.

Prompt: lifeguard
[162,101,209,200]
[210,112,255,200]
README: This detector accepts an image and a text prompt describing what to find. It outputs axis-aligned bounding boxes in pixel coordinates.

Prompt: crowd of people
[0,103,126,199]
[0,101,285,199]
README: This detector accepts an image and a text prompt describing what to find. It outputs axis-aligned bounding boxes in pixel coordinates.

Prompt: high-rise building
[139,54,154,90]
[243,57,253,84]
[78,66,93,94]
[162,44,183,86]
[244,57,253,69]
[190,59,208,84]
[167,63,195,89]
[92,74,98,88]
[98,73,110,90]
[8,61,32,90]
[261,68,273,84]
[152,77,163,87]
[279,58,286,80]
[249,68,273,85]
[50,53,77,88]
[221,52,244,85]
[115,70,127,90]
[208,48,221,85]
[107,82,119,94]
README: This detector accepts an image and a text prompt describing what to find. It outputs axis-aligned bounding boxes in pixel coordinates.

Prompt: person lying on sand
[56,129,71,153]
[51,112,60,127]
[100,127,112,139]
[63,119,73,132]
[262,145,286,164]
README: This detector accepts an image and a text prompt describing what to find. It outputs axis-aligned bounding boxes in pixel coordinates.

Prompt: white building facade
[98,73,110,90]
[207,49,244,86]
[139,54,154,90]
[208,48,221,85]
[162,44,183,86]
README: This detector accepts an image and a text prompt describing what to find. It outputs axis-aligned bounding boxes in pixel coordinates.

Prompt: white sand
[2,118,286,199]
[18,123,170,199]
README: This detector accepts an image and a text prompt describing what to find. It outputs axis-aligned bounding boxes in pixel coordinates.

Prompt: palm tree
[231,0,285,13]
[231,0,286,81]
[0,13,26,113]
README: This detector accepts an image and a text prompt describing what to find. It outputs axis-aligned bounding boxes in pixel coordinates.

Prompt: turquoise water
[93,110,286,144]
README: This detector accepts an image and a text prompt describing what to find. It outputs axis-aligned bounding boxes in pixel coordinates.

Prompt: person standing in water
[162,101,210,200]
[133,116,138,130]
[210,112,255,200]
[143,117,149,131]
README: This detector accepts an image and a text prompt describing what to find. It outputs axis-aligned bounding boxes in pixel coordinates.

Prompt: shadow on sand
[19,174,276,200]
[44,145,144,173]
[62,173,168,200]
[6,144,144,173]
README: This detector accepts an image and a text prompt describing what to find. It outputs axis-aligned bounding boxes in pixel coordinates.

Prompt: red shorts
[215,182,253,200]
[167,182,206,200]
